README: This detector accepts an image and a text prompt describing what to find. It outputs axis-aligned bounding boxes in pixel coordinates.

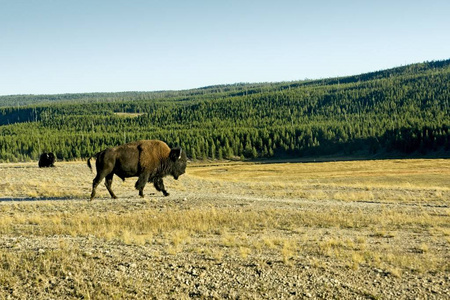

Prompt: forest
[0,60,449,162]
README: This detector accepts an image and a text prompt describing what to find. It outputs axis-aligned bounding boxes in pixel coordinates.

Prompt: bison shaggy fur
[38,152,56,168]
[87,140,187,200]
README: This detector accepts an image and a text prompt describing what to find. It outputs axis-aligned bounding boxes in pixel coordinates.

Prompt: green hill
[1,59,449,162]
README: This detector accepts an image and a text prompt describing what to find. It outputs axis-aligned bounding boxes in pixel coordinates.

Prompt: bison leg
[90,169,112,201]
[153,177,169,197]
[89,151,116,201]
[90,174,103,201]
[135,171,151,198]
[104,173,118,199]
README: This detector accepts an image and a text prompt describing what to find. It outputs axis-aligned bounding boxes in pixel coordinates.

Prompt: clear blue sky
[1,0,449,96]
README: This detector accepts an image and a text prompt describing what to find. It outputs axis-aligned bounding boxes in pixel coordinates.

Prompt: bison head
[169,147,187,180]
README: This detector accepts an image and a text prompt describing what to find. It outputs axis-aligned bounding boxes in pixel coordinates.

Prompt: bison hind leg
[90,175,103,201]
[105,173,118,199]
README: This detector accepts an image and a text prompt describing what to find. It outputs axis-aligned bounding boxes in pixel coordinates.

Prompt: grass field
[0,159,449,298]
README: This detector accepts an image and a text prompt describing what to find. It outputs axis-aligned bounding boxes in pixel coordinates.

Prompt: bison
[39,152,56,168]
[87,140,187,200]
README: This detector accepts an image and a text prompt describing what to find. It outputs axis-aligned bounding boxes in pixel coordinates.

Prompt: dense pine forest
[0,60,449,162]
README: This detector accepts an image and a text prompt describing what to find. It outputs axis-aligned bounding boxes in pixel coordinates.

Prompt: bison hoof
[163,191,170,197]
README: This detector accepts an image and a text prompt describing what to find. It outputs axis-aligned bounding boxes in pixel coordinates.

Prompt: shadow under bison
[87,140,187,200]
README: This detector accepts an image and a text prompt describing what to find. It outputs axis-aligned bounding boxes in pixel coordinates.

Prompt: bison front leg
[135,171,151,198]
[154,177,169,197]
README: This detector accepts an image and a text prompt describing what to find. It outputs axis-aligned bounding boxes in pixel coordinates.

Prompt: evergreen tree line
[0,60,449,162]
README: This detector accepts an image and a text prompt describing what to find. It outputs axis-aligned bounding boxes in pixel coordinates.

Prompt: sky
[1,0,450,96]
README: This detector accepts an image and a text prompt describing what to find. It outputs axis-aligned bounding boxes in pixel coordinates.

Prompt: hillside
[0,59,449,162]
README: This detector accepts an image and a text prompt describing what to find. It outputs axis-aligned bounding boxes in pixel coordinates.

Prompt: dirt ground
[0,160,449,299]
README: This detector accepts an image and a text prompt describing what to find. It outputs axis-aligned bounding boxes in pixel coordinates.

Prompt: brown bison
[87,140,187,200]
[39,152,56,168]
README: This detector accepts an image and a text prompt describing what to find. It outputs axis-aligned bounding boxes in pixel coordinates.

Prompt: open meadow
[0,159,449,299]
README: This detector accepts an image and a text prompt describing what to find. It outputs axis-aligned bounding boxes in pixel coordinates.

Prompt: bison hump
[137,140,171,169]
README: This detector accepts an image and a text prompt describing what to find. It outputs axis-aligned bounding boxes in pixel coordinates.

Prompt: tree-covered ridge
[0,59,449,162]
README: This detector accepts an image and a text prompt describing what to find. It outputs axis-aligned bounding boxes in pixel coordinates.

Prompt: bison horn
[179,148,182,159]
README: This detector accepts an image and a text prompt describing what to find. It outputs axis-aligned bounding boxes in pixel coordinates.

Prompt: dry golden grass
[189,159,450,204]
[0,159,449,298]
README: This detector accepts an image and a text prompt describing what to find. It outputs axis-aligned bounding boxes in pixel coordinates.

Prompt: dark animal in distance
[87,140,187,201]
[38,152,56,168]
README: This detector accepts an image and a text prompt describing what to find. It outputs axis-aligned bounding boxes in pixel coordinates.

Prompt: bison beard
[87,140,187,201]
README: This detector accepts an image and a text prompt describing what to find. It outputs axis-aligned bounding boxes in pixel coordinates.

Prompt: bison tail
[87,151,102,173]
[87,153,98,173]
[87,156,93,173]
